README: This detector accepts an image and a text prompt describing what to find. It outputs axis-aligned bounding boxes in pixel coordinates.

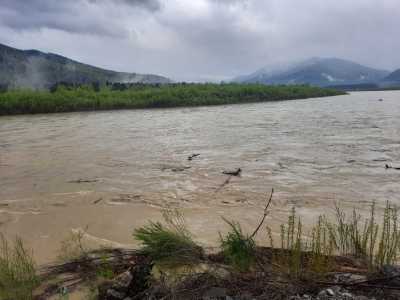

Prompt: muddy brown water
[0,91,400,264]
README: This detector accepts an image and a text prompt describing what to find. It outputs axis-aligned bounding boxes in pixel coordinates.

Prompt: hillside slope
[0,43,171,89]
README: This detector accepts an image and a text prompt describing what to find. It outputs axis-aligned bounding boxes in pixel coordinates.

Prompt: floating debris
[188,153,200,161]
[93,198,103,204]
[222,168,242,176]
[386,164,400,170]
[161,165,191,172]
[68,178,98,183]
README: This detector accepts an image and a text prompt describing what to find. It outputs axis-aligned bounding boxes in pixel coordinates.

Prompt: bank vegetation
[0,83,344,115]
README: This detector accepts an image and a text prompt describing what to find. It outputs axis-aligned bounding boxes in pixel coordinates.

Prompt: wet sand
[1,91,400,264]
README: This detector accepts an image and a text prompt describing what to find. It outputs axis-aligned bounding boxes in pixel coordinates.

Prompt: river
[0,91,399,263]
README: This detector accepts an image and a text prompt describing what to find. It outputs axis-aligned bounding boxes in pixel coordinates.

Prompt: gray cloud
[0,0,160,37]
[88,0,161,10]
[0,0,399,81]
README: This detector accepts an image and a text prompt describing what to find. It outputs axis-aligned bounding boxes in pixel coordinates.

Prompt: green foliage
[326,201,400,270]
[269,202,400,279]
[0,84,344,115]
[96,254,115,279]
[0,234,39,300]
[278,208,304,278]
[220,218,256,272]
[133,209,203,267]
[308,216,335,275]
[375,201,400,268]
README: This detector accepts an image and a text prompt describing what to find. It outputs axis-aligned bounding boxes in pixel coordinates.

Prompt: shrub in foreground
[133,209,203,267]
[0,234,39,300]
[220,218,256,272]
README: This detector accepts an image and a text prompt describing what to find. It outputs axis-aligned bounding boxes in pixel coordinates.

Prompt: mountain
[382,69,400,86]
[0,43,171,89]
[234,58,390,87]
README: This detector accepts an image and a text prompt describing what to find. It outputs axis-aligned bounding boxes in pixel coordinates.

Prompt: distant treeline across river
[0,83,345,115]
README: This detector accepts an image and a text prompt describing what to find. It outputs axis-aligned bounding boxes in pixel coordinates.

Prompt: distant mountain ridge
[382,69,400,84]
[234,58,391,87]
[0,43,171,89]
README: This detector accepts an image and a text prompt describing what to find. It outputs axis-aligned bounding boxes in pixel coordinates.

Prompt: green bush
[133,209,203,267]
[220,218,256,272]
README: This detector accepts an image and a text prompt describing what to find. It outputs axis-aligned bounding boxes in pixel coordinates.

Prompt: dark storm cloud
[0,0,160,36]
[88,0,161,10]
[0,0,399,81]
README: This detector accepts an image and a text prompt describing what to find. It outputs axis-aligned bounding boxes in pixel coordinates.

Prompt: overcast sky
[0,0,399,81]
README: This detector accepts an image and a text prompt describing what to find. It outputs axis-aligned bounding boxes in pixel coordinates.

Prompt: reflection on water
[1,91,400,209]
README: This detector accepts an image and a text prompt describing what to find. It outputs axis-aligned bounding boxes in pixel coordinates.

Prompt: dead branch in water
[93,197,103,204]
[215,176,232,193]
[67,178,98,183]
[385,164,400,170]
[188,153,200,161]
[222,168,242,176]
[215,168,242,193]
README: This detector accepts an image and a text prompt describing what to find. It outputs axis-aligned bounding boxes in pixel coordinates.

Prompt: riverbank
[5,198,400,300]
[0,83,344,115]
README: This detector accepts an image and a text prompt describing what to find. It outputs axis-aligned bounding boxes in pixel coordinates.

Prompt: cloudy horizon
[0,0,399,81]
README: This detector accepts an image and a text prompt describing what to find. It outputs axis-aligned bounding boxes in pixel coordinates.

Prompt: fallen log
[188,153,200,161]
[68,178,98,183]
[385,164,400,170]
[222,168,242,176]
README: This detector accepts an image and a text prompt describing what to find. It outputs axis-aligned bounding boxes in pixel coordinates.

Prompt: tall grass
[267,201,400,278]
[308,216,335,275]
[133,208,203,267]
[328,201,400,269]
[0,234,39,300]
[0,84,344,115]
[276,208,303,277]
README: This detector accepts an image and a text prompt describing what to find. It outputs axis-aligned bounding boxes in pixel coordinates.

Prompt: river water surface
[1,91,400,263]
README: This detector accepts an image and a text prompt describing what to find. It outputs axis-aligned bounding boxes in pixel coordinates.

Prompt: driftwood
[215,168,242,193]
[385,164,400,170]
[68,178,98,183]
[161,166,191,172]
[37,248,139,298]
[93,197,103,204]
[222,168,242,176]
[188,153,200,161]
[40,248,138,278]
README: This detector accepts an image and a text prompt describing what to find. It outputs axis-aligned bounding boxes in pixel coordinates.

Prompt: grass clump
[0,234,39,300]
[326,201,400,270]
[308,216,335,275]
[220,218,256,272]
[277,208,304,278]
[133,209,203,267]
[267,201,400,279]
[375,201,400,268]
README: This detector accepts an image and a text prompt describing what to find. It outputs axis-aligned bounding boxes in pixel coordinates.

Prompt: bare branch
[249,188,274,239]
